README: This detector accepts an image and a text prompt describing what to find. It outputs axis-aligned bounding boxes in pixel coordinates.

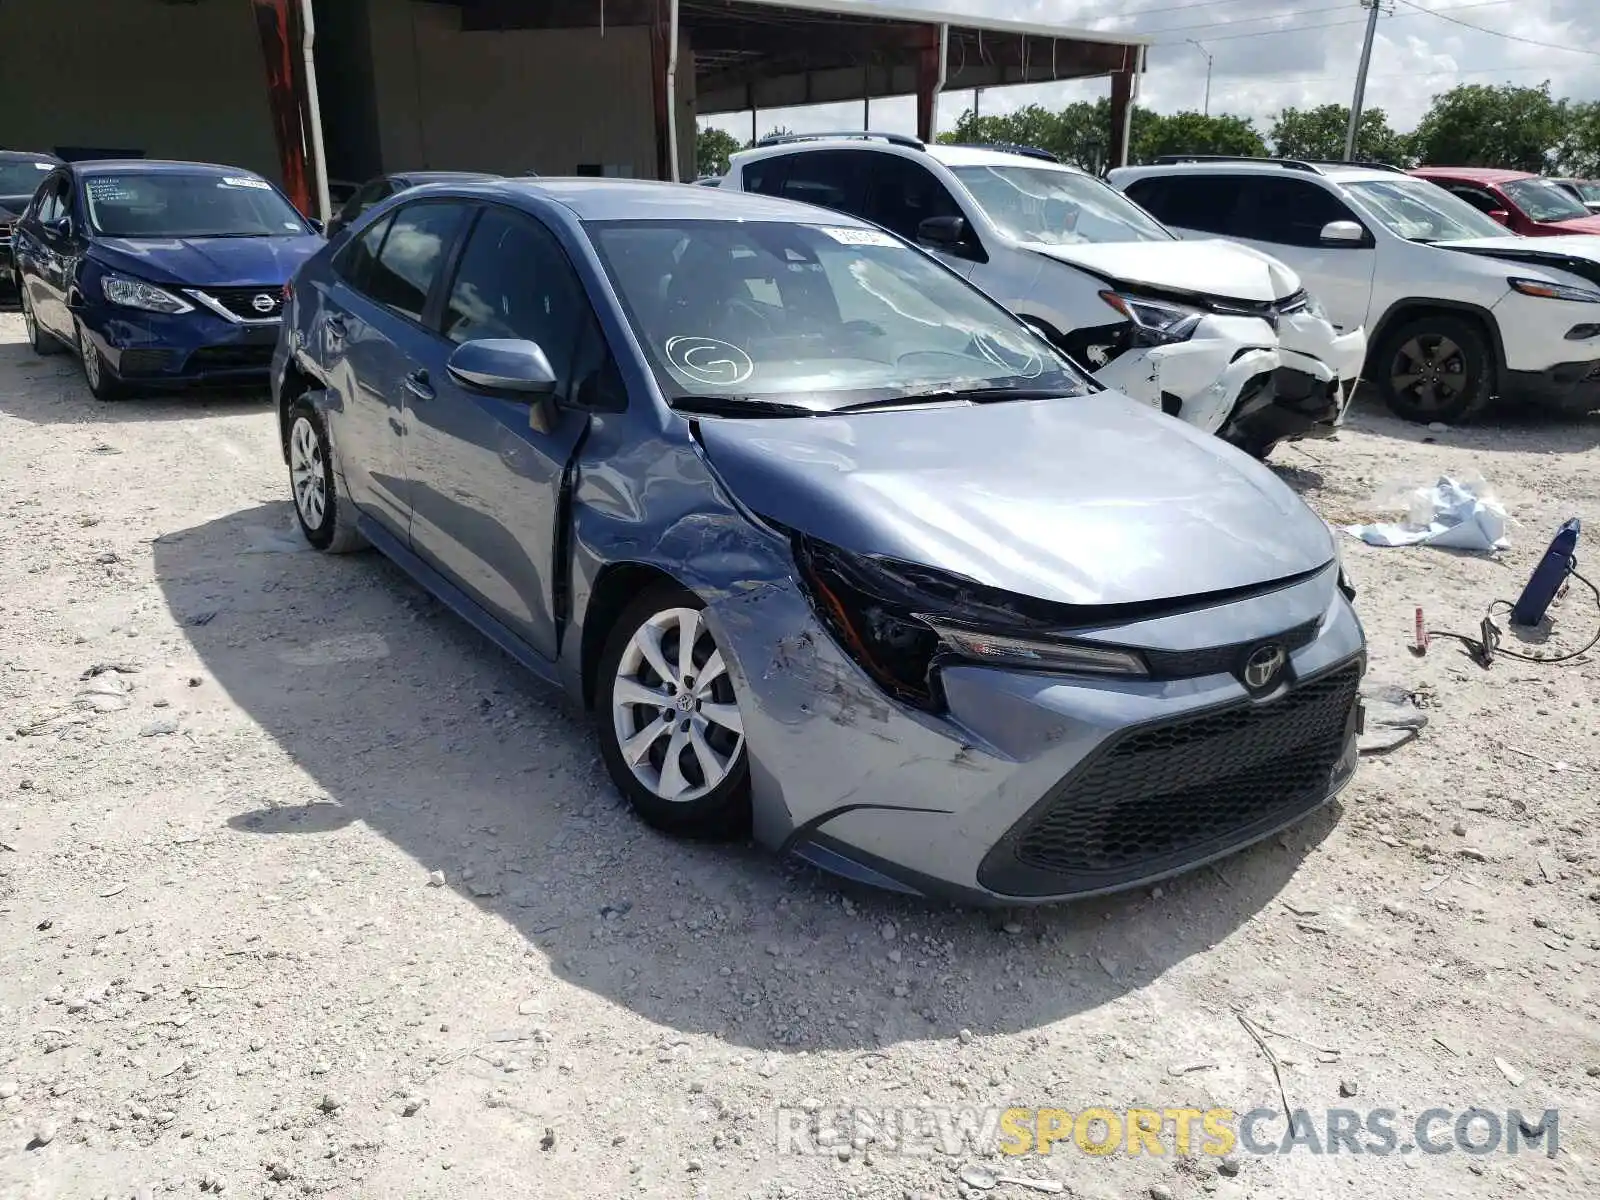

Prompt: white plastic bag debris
[1343,475,1508,551]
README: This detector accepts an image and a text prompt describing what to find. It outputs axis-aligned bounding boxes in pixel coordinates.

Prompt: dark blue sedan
[12,159,323,400]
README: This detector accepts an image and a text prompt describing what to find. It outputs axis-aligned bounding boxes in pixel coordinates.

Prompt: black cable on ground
[1425,567,1600,667]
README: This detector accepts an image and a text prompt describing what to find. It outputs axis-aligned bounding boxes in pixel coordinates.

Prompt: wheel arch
[579,561,685,711]
[1367,298,1506,384]
[277,362,318,463]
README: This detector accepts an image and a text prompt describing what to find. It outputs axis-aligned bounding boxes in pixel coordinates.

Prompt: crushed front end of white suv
[725,137,1367,458]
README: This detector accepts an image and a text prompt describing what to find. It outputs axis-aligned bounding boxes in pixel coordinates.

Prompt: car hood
[0,196,31,218]
[696,392,1333,607]
[1021,238,1302,302]
[89,235,323,287]
[1534,214,1600,236]
[1439,235,1600,286]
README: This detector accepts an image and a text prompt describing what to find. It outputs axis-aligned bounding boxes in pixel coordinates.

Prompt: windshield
[588,219,1088,412]
[1343,179,1508,243]
[0,159,54,197]
[949,164,1172,246]
[83,172,311,238]
[1577,182,1600,204]
[1502,177,1591,223]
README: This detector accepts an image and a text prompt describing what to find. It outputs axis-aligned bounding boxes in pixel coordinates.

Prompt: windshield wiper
[834,386,1075,413]
[670,395,817,418]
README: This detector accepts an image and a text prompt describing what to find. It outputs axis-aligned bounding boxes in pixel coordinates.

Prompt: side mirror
[1488,209,1512,227]
[917,215,968,248]
[307,218,325,235]
[46,215,71,238]
[447,338,558,396]
[1318,220,1366,246]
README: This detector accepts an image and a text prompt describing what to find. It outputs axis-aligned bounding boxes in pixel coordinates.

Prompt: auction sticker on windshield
[221,177,272,190]
[817,226,899,247]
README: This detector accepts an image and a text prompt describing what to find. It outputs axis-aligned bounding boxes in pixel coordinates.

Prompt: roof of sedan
[1409,166,1536,184]
[0,149,61,164]
[68,159,270,177]
[423,176,881,225]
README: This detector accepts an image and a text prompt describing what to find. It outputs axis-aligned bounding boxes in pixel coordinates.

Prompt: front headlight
[1098,290,1204,346]
[792,534,1147,710]
[1509,276,1600,304]
[100,274,193,314]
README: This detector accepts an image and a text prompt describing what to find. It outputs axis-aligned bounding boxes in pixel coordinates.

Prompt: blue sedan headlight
[100,274,193,315]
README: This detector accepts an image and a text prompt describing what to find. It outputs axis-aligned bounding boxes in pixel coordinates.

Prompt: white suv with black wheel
[1109,157,1600,424]
[725,134,1366,459]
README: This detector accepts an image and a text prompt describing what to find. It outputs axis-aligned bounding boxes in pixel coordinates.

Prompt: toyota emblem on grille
[251,293,277,314]
[1241,643,1287,693]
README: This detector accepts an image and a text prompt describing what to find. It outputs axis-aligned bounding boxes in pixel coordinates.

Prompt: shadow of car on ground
[153,499,1338,1055]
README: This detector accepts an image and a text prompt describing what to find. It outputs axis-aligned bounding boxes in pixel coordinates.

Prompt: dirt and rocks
[0,309,1597,1199]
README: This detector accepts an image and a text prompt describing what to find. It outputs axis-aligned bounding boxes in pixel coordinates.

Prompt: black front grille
[978,661,1362,897]
[186,344,274,371]
[1211,290,1310,329]
[197,286,283,320]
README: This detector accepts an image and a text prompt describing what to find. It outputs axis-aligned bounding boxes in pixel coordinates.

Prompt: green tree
[1554,100,1600,178]
[1270,104,1410,164]
[1410,83,1567,171]
[939,105,1068,159]
[1132,110,1266,163]
[695,126,744,177]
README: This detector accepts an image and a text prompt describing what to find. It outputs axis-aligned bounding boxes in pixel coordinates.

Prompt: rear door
[401,203,599,658]
[316,199,470,537]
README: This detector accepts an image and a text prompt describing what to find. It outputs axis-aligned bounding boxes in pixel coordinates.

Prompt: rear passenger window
[334,211,393,293]
[1236,178,1361,247]
[777,152,866,215]
[741,157,785,197]
[365,202,468,322]
[866,157,964,241]
[442,206,588,385]
[1446,185,1499,215]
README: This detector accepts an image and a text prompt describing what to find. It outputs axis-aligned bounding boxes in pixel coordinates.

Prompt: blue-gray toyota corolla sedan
[271,178,1366,905]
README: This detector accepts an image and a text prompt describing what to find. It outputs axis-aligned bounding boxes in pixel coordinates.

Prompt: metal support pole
[1345,0,1381,161]
[1186,39,1212,117]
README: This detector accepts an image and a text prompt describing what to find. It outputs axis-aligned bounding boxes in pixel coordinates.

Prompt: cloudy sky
[702,0,1600,140]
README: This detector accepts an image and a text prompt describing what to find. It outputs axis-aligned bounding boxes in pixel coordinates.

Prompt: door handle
[403,369,435,401]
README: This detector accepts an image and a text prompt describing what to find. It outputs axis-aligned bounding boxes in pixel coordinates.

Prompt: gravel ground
[1,308,1598,1200]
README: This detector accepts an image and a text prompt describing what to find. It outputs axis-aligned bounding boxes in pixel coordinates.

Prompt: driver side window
[1445,185,1500,215]
[33,175,67,224]
[866,157,964,242]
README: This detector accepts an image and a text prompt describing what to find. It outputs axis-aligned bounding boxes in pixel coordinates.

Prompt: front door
[22,173,77,337]
[402,203,595,658]
[1225,176,1379,334]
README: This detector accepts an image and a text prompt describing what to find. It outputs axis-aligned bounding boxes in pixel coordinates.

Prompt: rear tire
[21,289,62,356]
[75,316,124,402]
[288,400,366,553]
[595,583,751,840]
[1374,315,1493,424]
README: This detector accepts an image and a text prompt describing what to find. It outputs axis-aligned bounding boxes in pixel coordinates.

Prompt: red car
[1409,167,1600,236]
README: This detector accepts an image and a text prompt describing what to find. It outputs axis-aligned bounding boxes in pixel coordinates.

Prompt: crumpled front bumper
[1276,315,1368,431]
[704,561,1366,905]
[1092,314,1280,435]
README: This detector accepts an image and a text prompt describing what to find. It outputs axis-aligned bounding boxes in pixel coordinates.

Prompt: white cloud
[703,0,1600,140]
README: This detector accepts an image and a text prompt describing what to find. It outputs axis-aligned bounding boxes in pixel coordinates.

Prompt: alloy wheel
[289,416,328,531]
[77,318,101,389]
[610,607,744,804]
[1389,334,1466,416]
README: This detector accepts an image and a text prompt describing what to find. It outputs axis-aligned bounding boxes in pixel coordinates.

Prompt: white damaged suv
[1110,157,1600,424]
[725,134,1367,457]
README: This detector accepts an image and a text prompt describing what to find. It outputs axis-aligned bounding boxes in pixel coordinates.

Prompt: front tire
[288,400,365,553]
[75,316,123,401]
[21,289,62,356]
[596,584,751,839]
[1374,315,1492,424]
